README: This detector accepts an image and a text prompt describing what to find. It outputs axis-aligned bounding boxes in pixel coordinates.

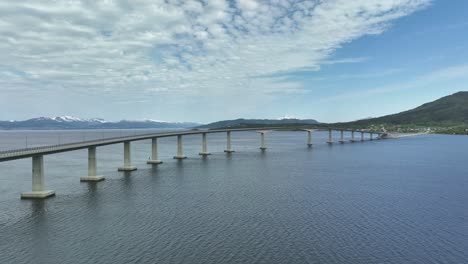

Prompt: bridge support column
[21,155,55,199]
[327,129,333,144]
[339,130,345,143]
[224,131,235,153]
[370,133,374,141]
[118,141,137,171]
[306,130,313,147]
[147,138,163,164]
[173,135,187,159]
[361,132,365,141]
[259,131,267,150]
[81,147,105,181]
[199,133,211,156]
[350,131,356,142]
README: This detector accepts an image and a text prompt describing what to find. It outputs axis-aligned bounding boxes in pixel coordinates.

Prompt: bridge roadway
[0,127,379,162]
[0,127,384,199]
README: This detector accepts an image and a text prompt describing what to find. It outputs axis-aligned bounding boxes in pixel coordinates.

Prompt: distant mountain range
[0,116,320,130]
[197,92,468,134]
[2,92,467,133]
[197,118,320,129]
[0,116,199,130]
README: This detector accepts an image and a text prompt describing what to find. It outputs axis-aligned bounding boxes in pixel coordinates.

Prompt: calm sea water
[0,130,467,264]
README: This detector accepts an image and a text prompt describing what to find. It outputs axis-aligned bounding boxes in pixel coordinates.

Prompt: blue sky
[0,0,467,123]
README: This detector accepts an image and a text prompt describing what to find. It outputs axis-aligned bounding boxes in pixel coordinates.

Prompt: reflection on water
[0,131,467,264]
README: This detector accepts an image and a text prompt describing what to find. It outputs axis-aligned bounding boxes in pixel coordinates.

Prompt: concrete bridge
[0,127,386,199]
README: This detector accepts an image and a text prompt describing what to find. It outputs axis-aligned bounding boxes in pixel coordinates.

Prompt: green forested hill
[333,91,468,134]
[344,92,468,125]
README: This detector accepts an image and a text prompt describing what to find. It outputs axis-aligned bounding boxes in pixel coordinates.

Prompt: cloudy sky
[1,0,467,123]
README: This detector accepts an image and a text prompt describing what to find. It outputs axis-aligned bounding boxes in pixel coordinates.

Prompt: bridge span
[0,127,386,199]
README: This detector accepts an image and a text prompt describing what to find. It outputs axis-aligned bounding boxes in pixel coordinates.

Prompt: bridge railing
[0,127,385,160]
[0,131,168,156]
[0,128,270,157]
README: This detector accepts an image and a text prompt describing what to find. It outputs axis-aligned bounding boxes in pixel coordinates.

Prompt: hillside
[197,118,319,129]
[333,91,468,134]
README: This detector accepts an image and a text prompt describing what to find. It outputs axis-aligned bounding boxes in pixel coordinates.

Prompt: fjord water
[0,130,467,264]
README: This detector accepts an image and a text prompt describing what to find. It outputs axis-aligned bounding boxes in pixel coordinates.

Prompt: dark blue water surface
[0,130,467,264]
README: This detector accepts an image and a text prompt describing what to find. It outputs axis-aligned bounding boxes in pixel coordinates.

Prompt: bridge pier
[118,141,137,171]
[173,135,187,159]
[147,138,163,164]
[339,130,345,143]
[80,147,105,181]
[5,126,396,200]
[327,129,333,144]
[258,131,267,150]
[306,129,313,147]
[350,131,356,142]
[199,133,211,156]
[21,155,55,199]
[224,131,235,153]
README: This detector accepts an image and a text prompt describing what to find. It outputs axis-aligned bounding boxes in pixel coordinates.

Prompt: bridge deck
[0,127,376,162]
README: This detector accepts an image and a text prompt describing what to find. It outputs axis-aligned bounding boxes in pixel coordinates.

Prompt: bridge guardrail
[0,127,383,161]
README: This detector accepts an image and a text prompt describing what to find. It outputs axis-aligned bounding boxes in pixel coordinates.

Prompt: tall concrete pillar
[339,130,345,143]
[89,147,97,176]
[327,129,333,144]
[81,147,105,181]
[173,135,187,159]
[224,131,235,153]
[199,133,211,156]
[147,138,163,164]
[306,130,313,147]
[259,132,267,150]
[118,141,137,171]
[370,133,374,141]
[350,131,356,142]
[361,131,365,141]
[21,155,55,199]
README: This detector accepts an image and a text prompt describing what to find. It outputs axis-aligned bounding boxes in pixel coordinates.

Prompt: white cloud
[321,57,370,65]
[0,0,431,120]
[428,64,468,80]
[308,68,404,81]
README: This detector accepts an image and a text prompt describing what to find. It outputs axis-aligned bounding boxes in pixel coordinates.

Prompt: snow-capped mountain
[277,115,299,120]
[28,116,107,123]
[0,116,200,130]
